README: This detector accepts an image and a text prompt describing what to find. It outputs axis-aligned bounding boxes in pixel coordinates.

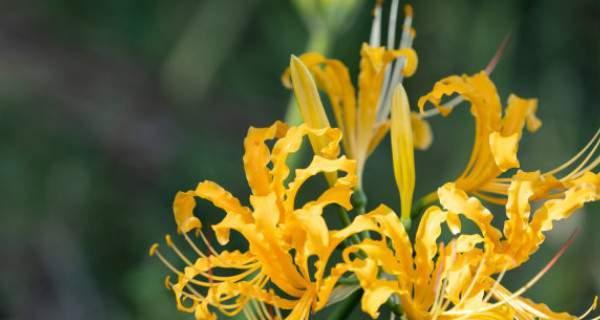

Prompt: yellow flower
[417,71,541,204]
[282,1,428,186]
[332,170,599,319]
[150,121,374,319]
[418,71,600,205]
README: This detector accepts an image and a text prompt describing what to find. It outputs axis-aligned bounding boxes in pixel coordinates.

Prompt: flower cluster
[150,1,599,319]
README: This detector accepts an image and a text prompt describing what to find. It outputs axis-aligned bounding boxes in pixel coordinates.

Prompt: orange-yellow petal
[173,191,201,233]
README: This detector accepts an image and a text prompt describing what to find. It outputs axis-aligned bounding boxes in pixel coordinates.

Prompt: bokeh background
[1,0,599,319]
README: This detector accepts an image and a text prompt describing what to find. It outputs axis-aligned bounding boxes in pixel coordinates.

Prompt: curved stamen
[443,229,578,316]
[377,3,416,122]
[454,255,487,309]
[165,234,193,266]
[199,229,219,256]
[563,130,600,180]
[183,231,208,258]
[578,296,598,319]
[420,34,510,120]
[369,1,383,47]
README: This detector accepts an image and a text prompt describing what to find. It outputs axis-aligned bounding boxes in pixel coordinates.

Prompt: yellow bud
[390,84,415,223]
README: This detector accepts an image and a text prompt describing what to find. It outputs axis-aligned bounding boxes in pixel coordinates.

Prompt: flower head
[334,170,600,319]
[418,71,542,204]
[150,121,372,319]
[282,1,427,186]
[418,71,599,205]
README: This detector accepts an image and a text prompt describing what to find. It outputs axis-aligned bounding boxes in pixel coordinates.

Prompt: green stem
[409,191,439,225]
[329,289,363,320]
[336,206,361,246]
[351,188,371,240]
[386,297,404,316]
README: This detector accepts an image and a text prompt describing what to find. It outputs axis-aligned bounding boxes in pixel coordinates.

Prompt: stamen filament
[419,34,510,120]
[165,234,194,266]
[544,129,600,176]
[199,230,219,256]
[443,229,578,316]
[563,130,600,180]
[369,1,383,47]
[376,4,415,122]
[579,296,598,319]
[386,0,400,50]
[183,231,207,258]
[454,255,487,308]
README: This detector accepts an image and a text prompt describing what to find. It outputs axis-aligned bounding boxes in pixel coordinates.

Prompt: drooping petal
[243,121,288,196]
[410,112,433,150]
[437,183,503,248]
[530,172,599,241]
[285,155,356,213]
[173,191,202,233]
[195,180,252,244]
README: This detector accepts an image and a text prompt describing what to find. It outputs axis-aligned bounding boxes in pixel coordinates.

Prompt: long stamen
[482,267,507,304]
[377,4,415,122]
[375,0,401,121]
[563,130,600,180]
[369,1,383,47]
[150,244,184,275]
[199,229,219,256]
[165,234,193,266]
[443,229,578,316]
[420,34,510,119]
[386,0,400,49]
[432,243,457,318]
[259,300,273,319]
[183,231,207,258]
[152,246,207,300]
[454,255,487,308]
[274,301,283,319]
[243,305,258,320]
[579,296,599,319]
[545,129,600,176]
[431,243,446,301]
[399,5,413,49]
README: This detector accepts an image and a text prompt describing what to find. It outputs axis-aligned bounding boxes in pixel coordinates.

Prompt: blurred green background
[1,0,598,319]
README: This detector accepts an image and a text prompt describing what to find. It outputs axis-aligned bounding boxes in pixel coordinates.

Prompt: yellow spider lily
[282,1,429,186]
[149,121,375,320]
[418,71,599,205]
[330,170,599,319]
[417,71,542,204]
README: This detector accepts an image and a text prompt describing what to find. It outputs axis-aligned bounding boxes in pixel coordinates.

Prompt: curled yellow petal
[243,121,288,196]
[489,131,520,172]
[503,94,542,135]
[391,47,418,77]
[390,84,415,223]
[173,191,201,233]
[410,112,433,150]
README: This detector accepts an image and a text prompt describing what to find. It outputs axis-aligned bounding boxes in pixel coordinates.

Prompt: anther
[149,243,159,256]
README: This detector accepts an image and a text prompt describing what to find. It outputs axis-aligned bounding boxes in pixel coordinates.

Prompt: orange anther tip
[404,4,414,17]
